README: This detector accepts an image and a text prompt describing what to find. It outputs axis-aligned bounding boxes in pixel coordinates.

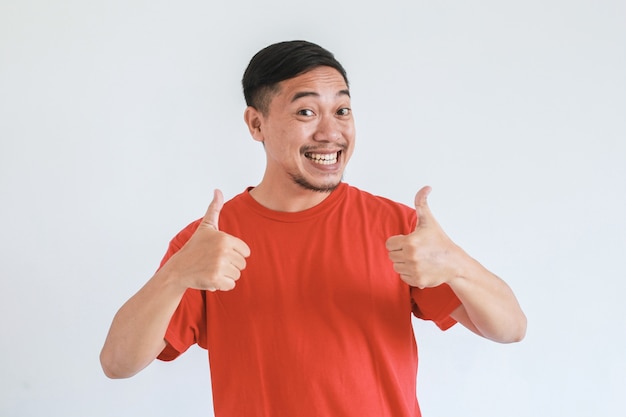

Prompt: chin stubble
[291,174,343,193]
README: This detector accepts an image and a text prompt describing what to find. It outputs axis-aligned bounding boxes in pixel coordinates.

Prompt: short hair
[242,40,349,114]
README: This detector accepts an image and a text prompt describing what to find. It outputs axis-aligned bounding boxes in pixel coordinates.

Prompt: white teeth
[307,152,339,165]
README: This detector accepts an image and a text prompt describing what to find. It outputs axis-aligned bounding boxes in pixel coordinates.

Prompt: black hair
[242,40,349,114]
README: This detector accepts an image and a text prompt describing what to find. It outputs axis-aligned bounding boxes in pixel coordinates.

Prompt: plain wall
[1,1,624,416]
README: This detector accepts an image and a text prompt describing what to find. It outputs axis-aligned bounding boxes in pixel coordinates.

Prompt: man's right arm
[99,267,187,378]
[99,190,251,378]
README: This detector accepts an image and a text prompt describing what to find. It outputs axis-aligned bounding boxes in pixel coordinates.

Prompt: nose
[313,115,342,142]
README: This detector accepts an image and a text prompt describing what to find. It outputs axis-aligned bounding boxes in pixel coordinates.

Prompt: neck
[249,182,335,212]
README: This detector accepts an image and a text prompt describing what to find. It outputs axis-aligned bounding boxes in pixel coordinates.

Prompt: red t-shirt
[157,183,461,417]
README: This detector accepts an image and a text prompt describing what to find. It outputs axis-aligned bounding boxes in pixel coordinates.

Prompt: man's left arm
[386,186,527,343]
[446,257,526,343]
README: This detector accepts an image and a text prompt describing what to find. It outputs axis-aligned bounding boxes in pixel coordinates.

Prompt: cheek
[343,121,356,139]
[343,130,356,161]
[267,128,306,159]
[343,147,355,164]
[277,121,308,138]
[344,125,356,147]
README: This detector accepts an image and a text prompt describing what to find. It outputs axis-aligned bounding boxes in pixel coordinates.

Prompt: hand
[386,186,463,289]
[165,189,251,292]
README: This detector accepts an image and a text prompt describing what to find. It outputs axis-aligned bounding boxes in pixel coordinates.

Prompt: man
[100,40,526,416]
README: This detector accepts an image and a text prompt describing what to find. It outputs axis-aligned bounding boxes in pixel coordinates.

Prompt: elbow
[512,311,528,342]
[501,330,525,344]
[499,312,527,344]
[99,335,165,378]
[101,365,130,380]
[99,349,138,379]
[100,355,126,379]
[101,366,127,380]
[479,311,527,344]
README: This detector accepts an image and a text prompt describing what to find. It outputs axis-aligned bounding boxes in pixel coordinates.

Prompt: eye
[297,109,315,117]
[337,107,351,116]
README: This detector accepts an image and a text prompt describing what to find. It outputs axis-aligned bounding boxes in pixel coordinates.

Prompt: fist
[168,189,251,292]
[386,186,461,289]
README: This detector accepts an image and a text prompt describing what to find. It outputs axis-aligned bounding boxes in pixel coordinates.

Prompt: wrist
[152,259,189,296]
[447,246,483,287]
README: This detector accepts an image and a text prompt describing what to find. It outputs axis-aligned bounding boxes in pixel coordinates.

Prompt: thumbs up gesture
[165,189,251,292]
[386,186,464,289]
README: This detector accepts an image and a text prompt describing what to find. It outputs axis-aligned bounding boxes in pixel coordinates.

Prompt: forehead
[276,66,349,100]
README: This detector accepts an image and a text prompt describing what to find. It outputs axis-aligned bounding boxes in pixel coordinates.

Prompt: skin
[99,189,250,378]
[386,186,527,342]
[243,66,356,212]
[100,66,526,379]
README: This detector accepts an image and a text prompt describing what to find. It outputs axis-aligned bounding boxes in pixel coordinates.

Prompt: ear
[244,106,264,143]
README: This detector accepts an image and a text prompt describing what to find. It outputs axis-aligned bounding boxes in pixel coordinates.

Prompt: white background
[1,1,624,416]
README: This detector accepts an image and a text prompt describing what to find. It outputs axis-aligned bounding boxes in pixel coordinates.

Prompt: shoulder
[162,218,201,257]
[344,184,414,214]
[342,184,416,230]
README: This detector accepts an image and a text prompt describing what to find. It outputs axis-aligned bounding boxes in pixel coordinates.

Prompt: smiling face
[245,66,356,203]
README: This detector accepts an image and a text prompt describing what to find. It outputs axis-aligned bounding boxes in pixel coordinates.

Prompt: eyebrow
[290,89,351,103]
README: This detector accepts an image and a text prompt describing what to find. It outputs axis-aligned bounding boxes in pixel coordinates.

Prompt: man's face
[248,66,355,193]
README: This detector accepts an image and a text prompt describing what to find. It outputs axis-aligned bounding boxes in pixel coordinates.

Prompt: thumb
[202,189,224,231]
[414,186,433,229]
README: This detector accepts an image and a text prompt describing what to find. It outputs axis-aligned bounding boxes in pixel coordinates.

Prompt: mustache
[300,143,348,153]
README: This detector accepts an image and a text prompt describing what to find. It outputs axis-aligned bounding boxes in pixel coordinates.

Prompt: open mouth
[304,151,341,165]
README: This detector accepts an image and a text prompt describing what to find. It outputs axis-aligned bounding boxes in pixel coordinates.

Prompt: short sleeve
[158,288,207,361]
[155,220,207,361]
[411,283,461,331]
